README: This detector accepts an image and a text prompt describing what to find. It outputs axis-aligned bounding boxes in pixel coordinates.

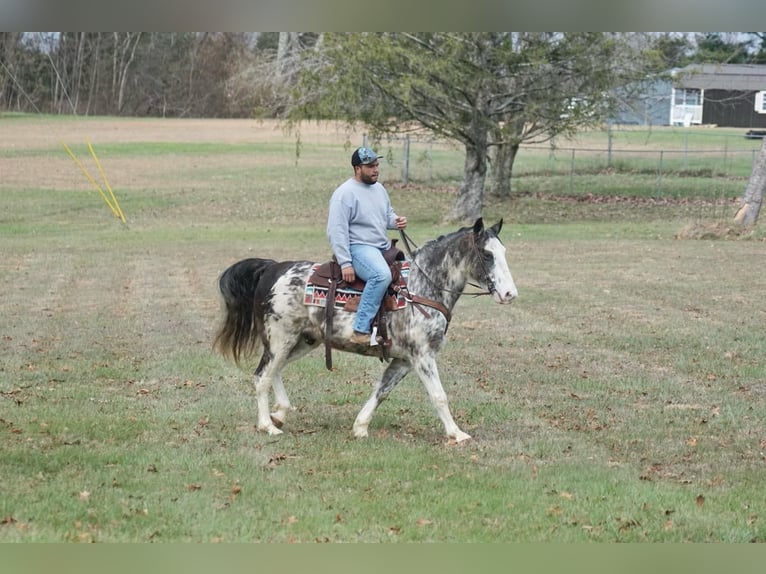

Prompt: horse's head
[471,218,518,304]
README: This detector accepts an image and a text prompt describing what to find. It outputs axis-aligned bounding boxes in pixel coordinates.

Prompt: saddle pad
[304,262,410,311]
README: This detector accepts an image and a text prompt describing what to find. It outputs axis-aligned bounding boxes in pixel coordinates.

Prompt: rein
[399,229,495,299]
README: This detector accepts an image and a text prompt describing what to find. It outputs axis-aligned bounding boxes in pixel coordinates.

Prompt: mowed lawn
[1,116,765,542]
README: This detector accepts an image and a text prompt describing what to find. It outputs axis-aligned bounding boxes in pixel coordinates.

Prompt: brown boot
[349,331,371,345]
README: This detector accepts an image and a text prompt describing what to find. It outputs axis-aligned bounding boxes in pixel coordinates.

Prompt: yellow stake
[87,139,126,223]
[61,141,126,222]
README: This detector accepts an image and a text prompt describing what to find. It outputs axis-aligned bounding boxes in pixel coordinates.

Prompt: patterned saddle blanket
[304,261,410,312]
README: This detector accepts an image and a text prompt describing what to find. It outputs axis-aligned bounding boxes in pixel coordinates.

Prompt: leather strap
[324,261,341,370]
[409,294,451,327]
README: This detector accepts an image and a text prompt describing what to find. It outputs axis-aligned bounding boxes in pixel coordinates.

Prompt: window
[756,91,766,114]
[674,88,701,106]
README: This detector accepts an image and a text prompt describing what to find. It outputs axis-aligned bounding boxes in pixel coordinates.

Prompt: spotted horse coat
[213,218,517,443]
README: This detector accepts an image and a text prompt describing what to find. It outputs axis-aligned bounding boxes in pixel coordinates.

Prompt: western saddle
[308,241,452,370]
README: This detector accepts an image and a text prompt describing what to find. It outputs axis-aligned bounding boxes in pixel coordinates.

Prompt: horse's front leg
[413,355,471,443]
[353,358,411,438]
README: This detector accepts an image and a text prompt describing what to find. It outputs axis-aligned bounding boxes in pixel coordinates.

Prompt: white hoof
[258,423,284,436]
[270,413,285,429]
[353,425,369,438]
[449,430,472,444]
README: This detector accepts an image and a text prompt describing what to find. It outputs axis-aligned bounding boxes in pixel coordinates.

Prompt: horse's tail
[213,258,276,365]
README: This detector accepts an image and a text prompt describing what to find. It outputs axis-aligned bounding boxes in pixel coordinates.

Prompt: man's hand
[341,266,356,283]
[395,215,407,229]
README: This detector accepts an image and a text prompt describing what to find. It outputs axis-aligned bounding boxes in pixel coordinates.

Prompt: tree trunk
[449,141,487,223]
[116,33,141,114]
[734,138,766,226]
[489,141,519,197]
[85,33,101,116]
[277,32,299,80]
[0,33,23,109]
[72,32,85,113]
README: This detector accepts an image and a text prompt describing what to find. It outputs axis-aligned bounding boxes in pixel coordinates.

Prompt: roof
[674,64,766,92]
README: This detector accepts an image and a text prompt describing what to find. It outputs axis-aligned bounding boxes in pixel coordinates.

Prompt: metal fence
[363,127,762,199]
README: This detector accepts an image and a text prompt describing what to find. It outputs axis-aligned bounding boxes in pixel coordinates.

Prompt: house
[611,64,766,128]
[670,64,766,128]
[611,78,673,126]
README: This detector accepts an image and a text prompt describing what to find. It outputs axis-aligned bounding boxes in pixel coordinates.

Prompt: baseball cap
[351,147,380,167]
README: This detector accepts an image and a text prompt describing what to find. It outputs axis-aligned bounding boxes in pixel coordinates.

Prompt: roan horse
[213,218,517,443]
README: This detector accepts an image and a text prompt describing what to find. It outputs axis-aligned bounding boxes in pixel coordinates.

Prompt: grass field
[1,115,765,542]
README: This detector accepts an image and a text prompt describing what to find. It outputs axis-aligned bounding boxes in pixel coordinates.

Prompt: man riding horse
[326,147,408,346]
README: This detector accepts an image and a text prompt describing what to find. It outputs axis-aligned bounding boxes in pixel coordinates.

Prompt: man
[327,147,407,345]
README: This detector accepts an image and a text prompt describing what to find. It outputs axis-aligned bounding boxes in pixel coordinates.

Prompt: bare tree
[84,33,102,115]
[276,32,300,80]
[112,32,141,114]
[0,33,23,109]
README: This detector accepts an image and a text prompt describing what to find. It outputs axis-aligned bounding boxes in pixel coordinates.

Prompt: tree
[745,33,766,64]
[651,32,694,69]
[0,33,24,109]
[733,138,766,227]
[0,32,264,118]
[691,33,751,64]
[289,32,650,222]
[112,32,142,114]
[486,33,649,198]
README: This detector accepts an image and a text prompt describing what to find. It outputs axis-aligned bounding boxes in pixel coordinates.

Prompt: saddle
[308,241,406,370]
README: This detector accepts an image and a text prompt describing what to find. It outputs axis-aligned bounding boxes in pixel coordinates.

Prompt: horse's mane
[413,225,475,261]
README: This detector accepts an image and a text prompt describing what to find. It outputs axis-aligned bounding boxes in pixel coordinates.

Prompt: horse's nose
[497,289,516,303]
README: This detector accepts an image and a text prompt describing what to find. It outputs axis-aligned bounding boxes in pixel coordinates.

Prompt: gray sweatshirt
[327,178,398,268]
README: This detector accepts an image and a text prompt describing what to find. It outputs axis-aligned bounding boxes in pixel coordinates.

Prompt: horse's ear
[489,219,503,235]
[472,218,484,234]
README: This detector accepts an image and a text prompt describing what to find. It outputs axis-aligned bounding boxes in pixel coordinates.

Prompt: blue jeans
[349,243,392,334]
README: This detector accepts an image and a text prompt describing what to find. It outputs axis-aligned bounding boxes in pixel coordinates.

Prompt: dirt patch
[515,190,740,207]
[1,118,362,192]
[1,117,359,149]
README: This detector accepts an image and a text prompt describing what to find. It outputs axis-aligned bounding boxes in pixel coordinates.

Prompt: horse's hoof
[270,414,284,429]
[448,431,472,445]
[258,423,284,436]
[353,426,369,438]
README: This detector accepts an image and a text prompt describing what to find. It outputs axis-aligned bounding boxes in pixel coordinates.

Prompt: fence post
[607,122,613,168]
[656,150,664,198]
[569,149,575,194]
[427,141,433,185]
[402,134,410,185]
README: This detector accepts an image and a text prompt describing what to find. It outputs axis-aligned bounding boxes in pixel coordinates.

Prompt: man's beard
[360,172,377,185]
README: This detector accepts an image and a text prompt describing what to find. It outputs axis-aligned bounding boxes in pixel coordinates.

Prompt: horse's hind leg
[253,349,285,435]
[269,329,322,427]
[256,327,322,434]
[269,374,290,428]
[353,358,411,438]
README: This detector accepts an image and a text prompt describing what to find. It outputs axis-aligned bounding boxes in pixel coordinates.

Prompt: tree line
[0,32,307,117]
[3,32,763,118]
[2,32,764,221]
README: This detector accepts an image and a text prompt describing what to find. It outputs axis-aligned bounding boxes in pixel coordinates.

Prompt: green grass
[1,117,765,542]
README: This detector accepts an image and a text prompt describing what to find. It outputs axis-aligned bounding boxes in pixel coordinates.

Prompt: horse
[213,218,517,443]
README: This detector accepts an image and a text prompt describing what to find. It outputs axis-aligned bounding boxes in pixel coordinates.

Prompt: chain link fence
[363,127,762,199]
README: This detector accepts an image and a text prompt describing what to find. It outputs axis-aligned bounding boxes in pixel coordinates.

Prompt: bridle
[399,229,496,299]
